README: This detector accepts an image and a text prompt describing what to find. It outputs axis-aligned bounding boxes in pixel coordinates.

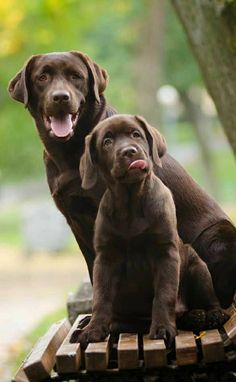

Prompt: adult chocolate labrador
[77,114,227,346]
[8,51,236,308]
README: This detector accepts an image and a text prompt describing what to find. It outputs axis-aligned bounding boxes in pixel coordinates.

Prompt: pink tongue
[50,114,73,137]
[128,159,147,170]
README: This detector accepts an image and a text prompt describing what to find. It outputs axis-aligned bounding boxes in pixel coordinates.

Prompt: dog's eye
[38,73,49,82]
[103,137,113,147]
[71,72,83,80]
[131,130,141,138]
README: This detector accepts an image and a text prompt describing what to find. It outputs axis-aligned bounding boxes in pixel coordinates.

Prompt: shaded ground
[0,246,88,381]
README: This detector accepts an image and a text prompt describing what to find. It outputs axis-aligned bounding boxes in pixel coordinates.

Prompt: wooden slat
[56,314,87,374]
[175,331,197,366]
[224,313,236,345]
[12,367,30,382]
[224,304,236,317]
[85,336,110,371]
[23,319,70,381]
[200,329,224,363]
[117,333,139,370]
[143,335,167,368]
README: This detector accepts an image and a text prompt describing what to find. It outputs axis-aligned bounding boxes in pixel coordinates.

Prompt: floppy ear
[8,55,39,106]
[79,133,98,190]
[71,51,108,103]
[135,115,167,168]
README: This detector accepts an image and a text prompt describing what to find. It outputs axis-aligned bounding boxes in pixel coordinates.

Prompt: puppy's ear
[135,115,167,168]
[79,133,98,190]
[71,51,108,103]
[8,55,39,106]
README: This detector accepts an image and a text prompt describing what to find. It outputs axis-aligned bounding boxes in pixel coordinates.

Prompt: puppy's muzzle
[120,145,138,159]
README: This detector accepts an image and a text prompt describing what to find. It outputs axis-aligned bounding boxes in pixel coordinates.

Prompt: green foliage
[162,2,202,90]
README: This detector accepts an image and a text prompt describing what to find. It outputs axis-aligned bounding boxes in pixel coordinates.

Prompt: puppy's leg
[77,250,119,347]
[193,220,236,308]
[182,245,228,331]
[149,244,180,347]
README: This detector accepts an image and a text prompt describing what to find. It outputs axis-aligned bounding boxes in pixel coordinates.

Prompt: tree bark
[171,0,236,156]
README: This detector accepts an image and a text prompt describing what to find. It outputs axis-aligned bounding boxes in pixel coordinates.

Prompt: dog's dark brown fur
[8,52,236,308]
[77,114,227,346]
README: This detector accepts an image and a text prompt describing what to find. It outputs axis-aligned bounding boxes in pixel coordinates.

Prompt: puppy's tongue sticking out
[50,114,73,137]
[128,159,148,170]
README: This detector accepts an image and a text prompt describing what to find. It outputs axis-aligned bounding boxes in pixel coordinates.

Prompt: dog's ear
[71,51,108,103]
[135,115,167,168]
[8,55,39,106]
[79,133,98,190]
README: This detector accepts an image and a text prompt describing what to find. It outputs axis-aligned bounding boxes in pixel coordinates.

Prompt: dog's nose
[52,91,70,103]
[121,146,138,158]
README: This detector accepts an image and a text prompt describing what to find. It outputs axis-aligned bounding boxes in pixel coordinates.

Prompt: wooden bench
[12,307,236,382]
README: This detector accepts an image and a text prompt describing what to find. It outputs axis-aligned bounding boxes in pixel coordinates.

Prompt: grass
[0,205,22,246]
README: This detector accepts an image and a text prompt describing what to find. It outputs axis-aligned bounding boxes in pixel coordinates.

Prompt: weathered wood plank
[56,314,87,374]
[22,319,70,381]
[143,335,167,368]
[12,366,30,382]
[175,331,197,366]
[85,336,110,371]
[224,313,236,345]
[117,333,139,370]
[224,304,236,317]
[200,329,224,363]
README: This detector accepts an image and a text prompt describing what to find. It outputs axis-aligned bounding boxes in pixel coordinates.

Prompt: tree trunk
[179,90,218,196]
[171,0,236,156]
[134,0,166,125]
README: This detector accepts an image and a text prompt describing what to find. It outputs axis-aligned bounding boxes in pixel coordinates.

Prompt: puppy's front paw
[149,324,176,348]
[206,309,229,329]
[76,323,109,349]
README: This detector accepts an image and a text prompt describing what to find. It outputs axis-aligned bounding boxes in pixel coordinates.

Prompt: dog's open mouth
[128,159,148,171]
[44,113,79,139]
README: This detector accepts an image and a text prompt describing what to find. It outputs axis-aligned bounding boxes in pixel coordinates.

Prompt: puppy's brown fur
[9,52,236,308]
[78,115,227,347]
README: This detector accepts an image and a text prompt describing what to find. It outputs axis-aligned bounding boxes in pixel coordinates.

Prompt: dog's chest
[111,213,151,238]
[112,249,154,317]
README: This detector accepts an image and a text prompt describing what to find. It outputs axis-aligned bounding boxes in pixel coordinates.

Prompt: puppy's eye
[38,73,49,82]
[131,130,141,138]
[103,137,113,147]
[71,72,83,80]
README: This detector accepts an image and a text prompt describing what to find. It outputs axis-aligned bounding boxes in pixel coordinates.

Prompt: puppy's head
[80,114,166,189]
[8,51,108,142]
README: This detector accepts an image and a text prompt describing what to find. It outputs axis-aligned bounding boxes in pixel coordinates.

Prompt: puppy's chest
[111,213,151,238]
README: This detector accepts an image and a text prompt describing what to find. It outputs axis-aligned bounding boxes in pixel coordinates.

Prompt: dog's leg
[76,249,119,347]
[181,245,228,331]
[149,244,180,347]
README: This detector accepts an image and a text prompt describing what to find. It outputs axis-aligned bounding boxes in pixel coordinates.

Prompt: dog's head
[80,114,167,189]
[8,51,108,141]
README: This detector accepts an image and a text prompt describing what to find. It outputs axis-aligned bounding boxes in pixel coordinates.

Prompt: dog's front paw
[177,309,206,332]
[149,324,176,347]
[76,323,109,349]
[206,309,229,329]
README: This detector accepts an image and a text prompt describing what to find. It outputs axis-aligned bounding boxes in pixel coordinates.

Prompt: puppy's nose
[52,91,70,103]
[121,146,138,158]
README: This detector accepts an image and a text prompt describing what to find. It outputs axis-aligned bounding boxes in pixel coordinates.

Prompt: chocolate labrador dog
[78,114,227,346]
[8,51,236,308]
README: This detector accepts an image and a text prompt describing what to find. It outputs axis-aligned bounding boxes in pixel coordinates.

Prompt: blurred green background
[0,1,235,379]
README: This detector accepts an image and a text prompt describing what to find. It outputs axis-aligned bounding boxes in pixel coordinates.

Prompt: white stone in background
[21,201,70,253]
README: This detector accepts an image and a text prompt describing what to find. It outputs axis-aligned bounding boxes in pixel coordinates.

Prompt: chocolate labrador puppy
[78,114,227,347]
[8,52,236,308]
